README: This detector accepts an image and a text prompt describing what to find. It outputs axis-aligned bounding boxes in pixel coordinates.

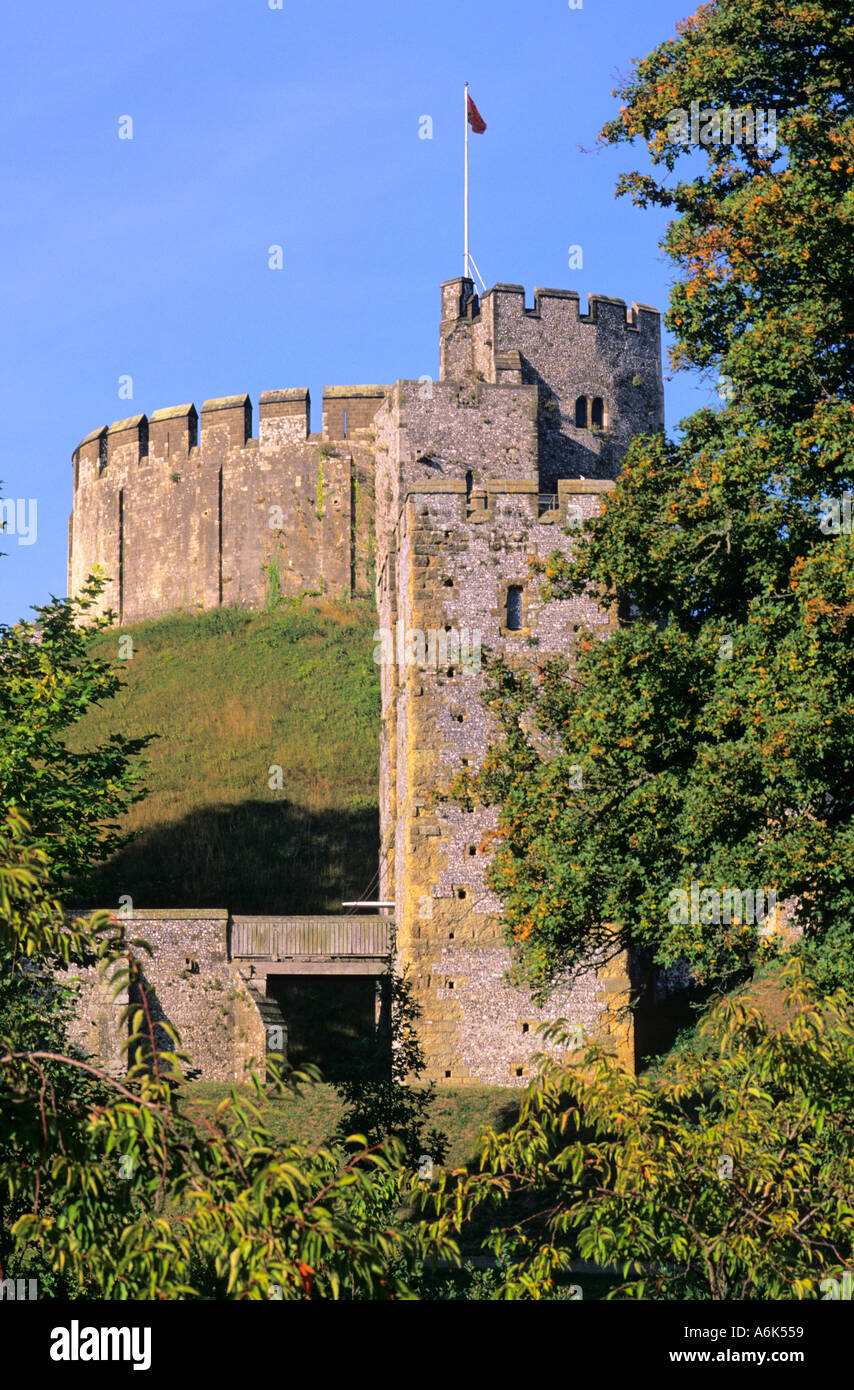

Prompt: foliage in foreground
[2,810,851,1299]
[427,961,854,1300]
[0,573,151,892]
[0,810,458,1299]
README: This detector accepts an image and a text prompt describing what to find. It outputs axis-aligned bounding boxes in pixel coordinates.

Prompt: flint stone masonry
[63,911,264,1083]
[371,278,663,1083]
[428,947,612,1081]
[66,276,663,1083]
[439,279,663,490]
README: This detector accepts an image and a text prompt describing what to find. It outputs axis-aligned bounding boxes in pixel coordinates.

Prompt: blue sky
[0,0,715,626]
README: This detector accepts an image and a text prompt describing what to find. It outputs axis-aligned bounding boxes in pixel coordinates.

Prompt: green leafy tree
[321,953,450,1295]
[426,962,854,1300]
[0,811,124,1290]
[0,569,151,892]
[333,954,449,1167]
[456,0,854,995]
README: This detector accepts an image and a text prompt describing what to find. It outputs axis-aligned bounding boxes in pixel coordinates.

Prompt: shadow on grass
[492,1098,524,1132]
[68,798,379,915]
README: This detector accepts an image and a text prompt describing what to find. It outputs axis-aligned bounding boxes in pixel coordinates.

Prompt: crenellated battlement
[438,277,663,492]
[322,385,388,441]
[69,275,662,634]
[149,404,198,460]
[69,380,389,623]
[72,382,390,486]
[440,277,660,334]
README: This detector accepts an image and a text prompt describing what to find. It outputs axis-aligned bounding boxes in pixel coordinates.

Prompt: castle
[67,277,665,1086]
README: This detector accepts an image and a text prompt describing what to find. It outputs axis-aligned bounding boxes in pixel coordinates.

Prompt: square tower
[375,282,670,1084]
[439,277,664,490]
[372,280,663,1084]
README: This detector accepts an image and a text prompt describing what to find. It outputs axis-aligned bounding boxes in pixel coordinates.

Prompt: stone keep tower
[68,386,386,624]
[373,278,663,1085]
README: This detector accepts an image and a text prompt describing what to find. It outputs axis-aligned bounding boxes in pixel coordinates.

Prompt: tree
[323,956,450,1293]
[426,962,854,1300]
[455,0,854,996]
[0,569,151,893]
[333,953,449,1168]
[0,809,124,1291]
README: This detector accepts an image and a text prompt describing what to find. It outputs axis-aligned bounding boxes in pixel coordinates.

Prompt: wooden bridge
[230,915,392,975]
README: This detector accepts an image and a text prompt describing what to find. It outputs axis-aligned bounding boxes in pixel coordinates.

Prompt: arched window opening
[574,396,588,428]
[465,470,473,503]
[591,397,606,429]
[506,585,524,631]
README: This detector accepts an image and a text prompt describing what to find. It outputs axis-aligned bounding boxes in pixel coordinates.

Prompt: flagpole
[464,80,470,281]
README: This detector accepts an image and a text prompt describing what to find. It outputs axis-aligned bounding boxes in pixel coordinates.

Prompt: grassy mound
[68,598,381,913]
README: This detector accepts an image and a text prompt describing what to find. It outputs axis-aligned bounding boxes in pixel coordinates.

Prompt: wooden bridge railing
[230,915,392,960]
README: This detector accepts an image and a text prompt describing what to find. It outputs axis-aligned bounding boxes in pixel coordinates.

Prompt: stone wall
[68,386,385,623]
[376,478,634,1084]
[64,911,265,1083]
[439,277,664,490]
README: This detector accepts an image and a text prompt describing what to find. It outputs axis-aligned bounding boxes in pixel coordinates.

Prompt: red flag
[467,94,486,134]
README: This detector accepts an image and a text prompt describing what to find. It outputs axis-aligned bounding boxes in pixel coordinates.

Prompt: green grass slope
[68,599,381,914]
